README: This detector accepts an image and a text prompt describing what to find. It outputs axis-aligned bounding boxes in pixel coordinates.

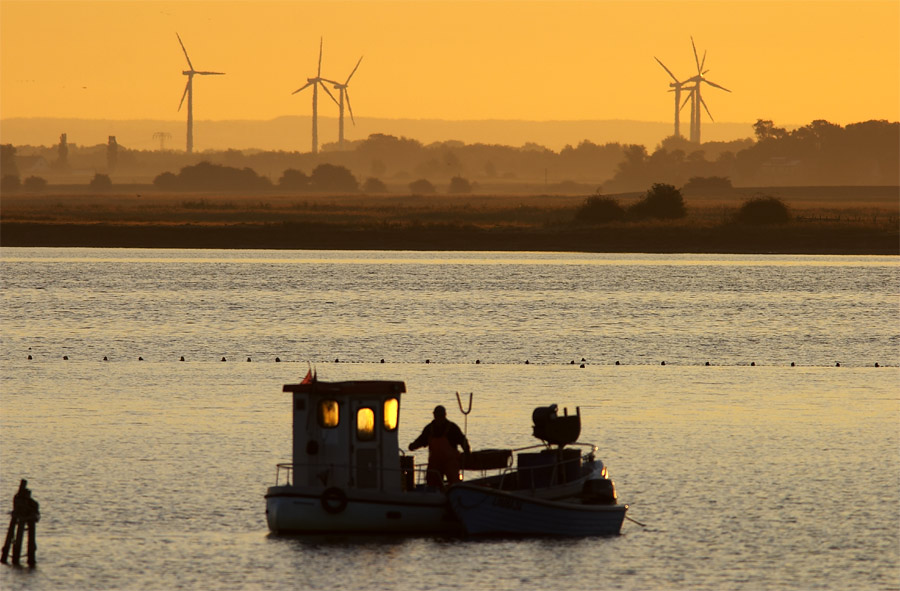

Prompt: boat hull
[448,483,627,536]
[265,485,460,534]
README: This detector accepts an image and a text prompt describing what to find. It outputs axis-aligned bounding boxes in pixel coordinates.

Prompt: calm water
[1,248,898,590]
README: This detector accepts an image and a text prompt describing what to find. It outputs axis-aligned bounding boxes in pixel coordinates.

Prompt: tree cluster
[575,185,794,227]
[575,183,687,223]
[153,161,272,191]
[277,164,359,192]
[734,119,899,186]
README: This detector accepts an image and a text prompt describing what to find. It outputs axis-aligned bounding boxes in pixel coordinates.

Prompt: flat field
[1,186,897,254]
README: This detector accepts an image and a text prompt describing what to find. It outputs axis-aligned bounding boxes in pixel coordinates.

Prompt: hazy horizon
[0,115,763,153]
[2,1,897,132]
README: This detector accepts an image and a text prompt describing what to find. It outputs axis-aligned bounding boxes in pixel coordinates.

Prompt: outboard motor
[532,404,581,447]
[582,478,618,505]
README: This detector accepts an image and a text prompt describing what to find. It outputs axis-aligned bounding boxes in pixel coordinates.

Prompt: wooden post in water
[0,513,16,563]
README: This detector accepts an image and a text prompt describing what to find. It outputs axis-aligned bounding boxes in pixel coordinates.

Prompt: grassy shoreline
[1,189,897,255]
[2,220,897,254]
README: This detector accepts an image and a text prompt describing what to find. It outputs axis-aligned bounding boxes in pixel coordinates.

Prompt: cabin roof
[283,380,406,396]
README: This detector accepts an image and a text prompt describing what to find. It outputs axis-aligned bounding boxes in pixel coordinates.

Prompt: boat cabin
[283,379,407,492]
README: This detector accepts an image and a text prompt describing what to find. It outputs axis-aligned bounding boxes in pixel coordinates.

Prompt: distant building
[759,156,802,184]
[16,155,51,176]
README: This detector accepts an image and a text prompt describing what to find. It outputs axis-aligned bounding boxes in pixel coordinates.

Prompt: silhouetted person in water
[409,405,470,489]
[1,479,39,566]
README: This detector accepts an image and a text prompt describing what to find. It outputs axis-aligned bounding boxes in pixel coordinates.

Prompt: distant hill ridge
[1,116,756,153]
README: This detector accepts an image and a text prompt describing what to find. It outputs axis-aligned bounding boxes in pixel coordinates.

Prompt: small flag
[301,369,314,384]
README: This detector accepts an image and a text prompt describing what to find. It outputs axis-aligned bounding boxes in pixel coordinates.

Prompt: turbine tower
[293,38,338,154]
[654,57,691,139]
[176,33,224,154]
[324,56,363,150]
[682,37,731,144]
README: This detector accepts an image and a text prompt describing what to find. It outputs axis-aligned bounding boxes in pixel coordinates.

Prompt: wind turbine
[654,57,691,139]
[176,33,224,154]
[292,38,338,154]
[324,56,363,150]
[681,37,731,144]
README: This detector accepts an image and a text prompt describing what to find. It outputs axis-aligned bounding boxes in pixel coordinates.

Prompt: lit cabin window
[317,400,340,428]
[383,398,399,431]
[357,408,376,441]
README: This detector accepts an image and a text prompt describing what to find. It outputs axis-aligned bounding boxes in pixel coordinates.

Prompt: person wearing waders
[409,405,471,489]
[1,479,40,566]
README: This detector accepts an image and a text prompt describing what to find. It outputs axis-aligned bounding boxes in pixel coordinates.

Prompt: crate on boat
[461,449,513,471]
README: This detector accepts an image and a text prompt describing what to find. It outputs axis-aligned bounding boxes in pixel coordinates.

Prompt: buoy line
[22,354,891,368]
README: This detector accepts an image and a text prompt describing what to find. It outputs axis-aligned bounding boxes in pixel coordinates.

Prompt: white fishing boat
[265,375,626,535]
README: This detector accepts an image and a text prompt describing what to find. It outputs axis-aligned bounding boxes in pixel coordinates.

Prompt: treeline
[603,119,898,191]
[3,119,897,194]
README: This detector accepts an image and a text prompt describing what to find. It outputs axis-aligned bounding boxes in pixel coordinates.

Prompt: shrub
[279,168,310,190]
[309,164,358,193]
[89,173,112,191]
[408,178,436,195]
[23,176,47,191]
[448,176,472,194]
[575,195,625,223]
[628,183,686,220]
[362,177,388,193]
[735,196,791,225]
[153,171,178,190]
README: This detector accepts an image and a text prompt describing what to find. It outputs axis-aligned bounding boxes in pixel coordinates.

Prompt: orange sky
[2,0,898,127]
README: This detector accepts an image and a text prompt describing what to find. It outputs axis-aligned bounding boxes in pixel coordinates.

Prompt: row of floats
[22,354,887,367]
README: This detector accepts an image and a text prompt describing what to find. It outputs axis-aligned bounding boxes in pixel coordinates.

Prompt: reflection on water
[1,249,897,368]
[0,249,897,590]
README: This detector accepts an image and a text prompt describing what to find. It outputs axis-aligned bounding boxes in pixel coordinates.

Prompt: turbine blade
[700,95,714,121]
[176,32,194,70]
[654,57,679,83]
[345,90,355,124]
[680,91,692,111]
[178,80,190,111]
[703,78,731,93]
[345,56,363,84]
[691,36,701,73]
[317,37,323,76]
[292,80,315,94]
[196,71,225,76]
[319,80,339,105]
[700,49,707,72]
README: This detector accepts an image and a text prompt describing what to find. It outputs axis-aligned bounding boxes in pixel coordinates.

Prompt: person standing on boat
[409,405,471,488]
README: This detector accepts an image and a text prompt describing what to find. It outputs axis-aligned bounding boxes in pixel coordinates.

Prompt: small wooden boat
[447,404,627,536]
[448,482,627,536]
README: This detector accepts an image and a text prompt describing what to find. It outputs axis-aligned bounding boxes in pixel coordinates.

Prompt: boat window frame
[317,399,340,428]
[383,398,399,431]
[356,406,376,441]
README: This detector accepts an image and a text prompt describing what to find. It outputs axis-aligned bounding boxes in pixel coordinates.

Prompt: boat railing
[271,442,598,491]
[274,463,293,487]
[271,460,445,492]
